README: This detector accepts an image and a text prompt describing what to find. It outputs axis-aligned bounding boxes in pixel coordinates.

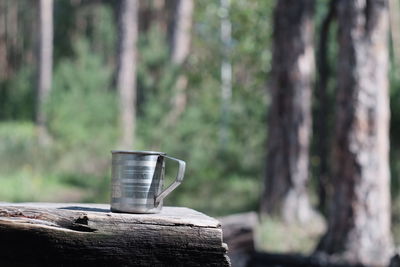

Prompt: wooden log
[0,203,230,266]
[219,212,258,267]
[220,212,257,253]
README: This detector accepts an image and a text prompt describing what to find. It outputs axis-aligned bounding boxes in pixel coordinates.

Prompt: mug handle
[155,155,186,204]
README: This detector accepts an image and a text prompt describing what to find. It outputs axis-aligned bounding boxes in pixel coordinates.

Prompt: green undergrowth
[256,216,326,254]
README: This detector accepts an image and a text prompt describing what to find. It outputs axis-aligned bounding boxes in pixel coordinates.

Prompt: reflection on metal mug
[111,150,186,214]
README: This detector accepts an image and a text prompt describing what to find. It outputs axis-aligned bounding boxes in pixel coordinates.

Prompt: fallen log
[0,203,230,266]
[219,212,258,267]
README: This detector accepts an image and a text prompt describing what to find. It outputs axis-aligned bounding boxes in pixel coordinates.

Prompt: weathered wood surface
[0,203,230,266]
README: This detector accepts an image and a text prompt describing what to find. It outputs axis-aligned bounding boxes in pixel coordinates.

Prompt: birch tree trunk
[165,0,194,125]
[316,0,393,265]
[116,0,138,148]
[260,0,316,224]
[36,0,53,145]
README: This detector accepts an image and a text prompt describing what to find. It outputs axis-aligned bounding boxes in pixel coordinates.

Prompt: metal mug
[111,150,186,213]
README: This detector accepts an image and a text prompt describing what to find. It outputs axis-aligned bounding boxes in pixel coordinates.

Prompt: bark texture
[316,0,393,265]
[389,0,400,68]
[153,0,167,33]
[0,1,7,80]
[314,0,337,214]
[0,203,230,266]
[116,0,138,148]
[260,0,316,223]
[165,0,194,125]
[36,0,53,144]
[170,0,193,66]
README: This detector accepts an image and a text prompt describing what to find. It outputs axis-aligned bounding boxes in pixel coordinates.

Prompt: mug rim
[111,150,166,155]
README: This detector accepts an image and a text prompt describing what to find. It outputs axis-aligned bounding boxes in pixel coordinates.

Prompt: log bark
[260,0,316,224]
[0,203,230,266]
[316,0,394,265]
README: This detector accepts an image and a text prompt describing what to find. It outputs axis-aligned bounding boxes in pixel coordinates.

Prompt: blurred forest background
[1,0,400,265]
[0,0,271,215]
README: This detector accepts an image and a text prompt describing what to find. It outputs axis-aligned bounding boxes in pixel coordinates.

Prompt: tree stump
[0,203,230,266]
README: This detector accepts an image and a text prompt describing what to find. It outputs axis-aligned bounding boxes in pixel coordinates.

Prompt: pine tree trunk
[314,0,337,214]
[316,0,393,265]
[116,0,138,148]
[260,0,316,224]
[170,0,193,65]
[0,0,7,80]
[389,0,400,68]
[165,0,194,125]
[153,0,166,33]
[36,0,53,145]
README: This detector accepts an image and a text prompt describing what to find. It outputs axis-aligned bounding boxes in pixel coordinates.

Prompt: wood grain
[0,203,230,266]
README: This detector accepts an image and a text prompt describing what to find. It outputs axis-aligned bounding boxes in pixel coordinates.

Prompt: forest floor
[256,216,326,254]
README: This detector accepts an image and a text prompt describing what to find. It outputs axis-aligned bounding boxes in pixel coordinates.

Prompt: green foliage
[127,0,272,215]
[0,122,36,173]
[0,0,271,216]
[136,26,177,119]
[257,216,325,253]
[49,39,117,149]
[54,0,117,63]
[0,66,35,120]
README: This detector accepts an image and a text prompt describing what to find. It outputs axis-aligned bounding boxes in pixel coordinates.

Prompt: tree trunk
[170,0,193,65]
[0,203,230,266]
[389,0,400,68]
[0,0,7,80]
[219,0,232,147]
[116,0,138,148]
[36,0,53,145]
[6,0,18,54]
[260,0,316,224]
[165,0,194,125]
[316,0,393,265]
[314,0,337,214]
[153,0,166,33]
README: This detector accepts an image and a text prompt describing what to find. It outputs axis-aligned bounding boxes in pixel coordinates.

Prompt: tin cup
[110,150,186,213]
